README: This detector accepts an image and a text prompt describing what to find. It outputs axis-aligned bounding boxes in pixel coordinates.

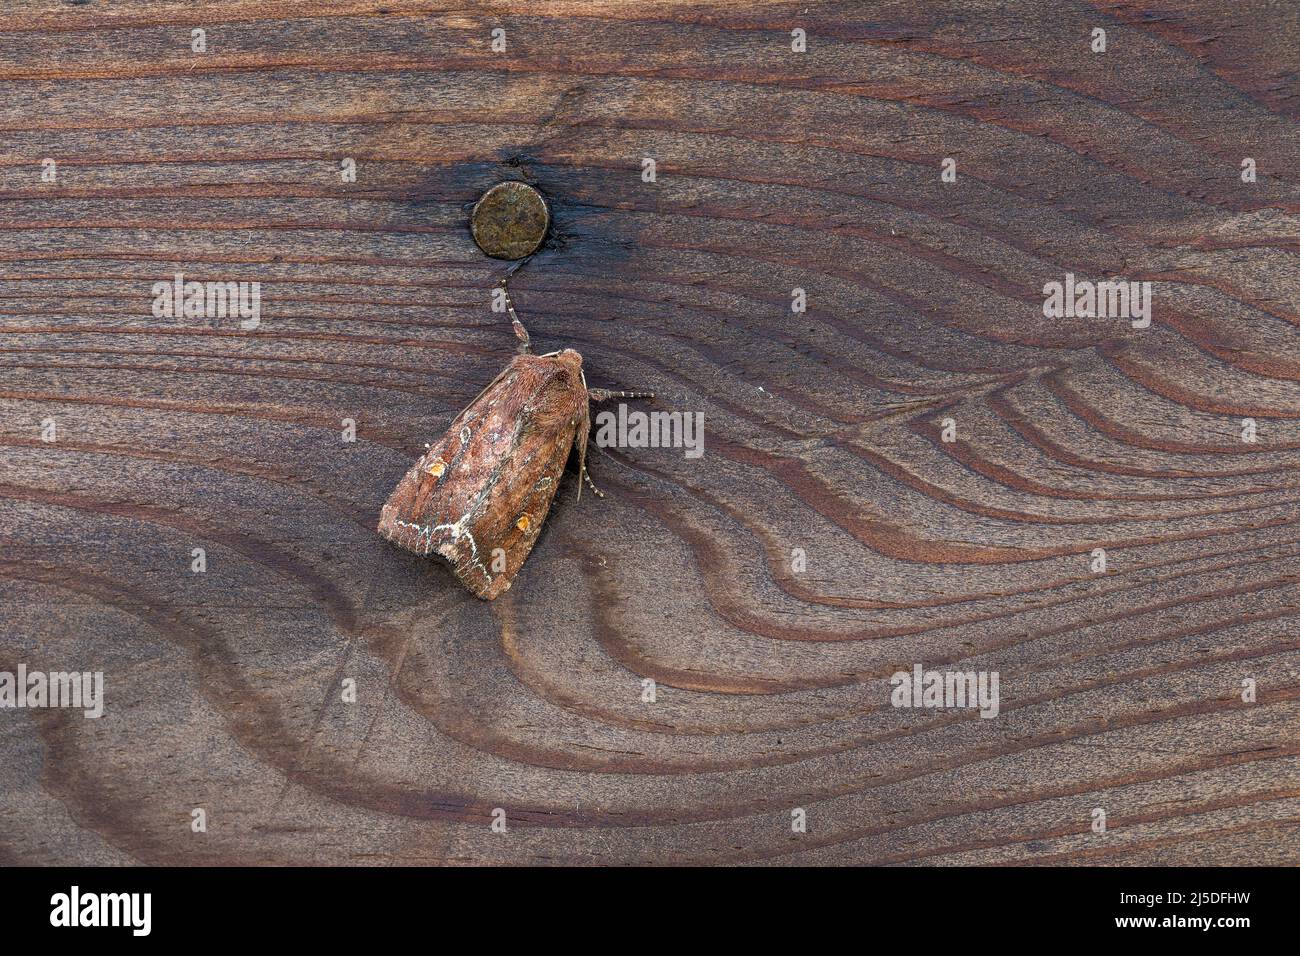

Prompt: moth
[378,273,652,599]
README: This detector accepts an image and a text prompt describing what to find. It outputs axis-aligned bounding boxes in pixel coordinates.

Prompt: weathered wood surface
[1,0,1298,866]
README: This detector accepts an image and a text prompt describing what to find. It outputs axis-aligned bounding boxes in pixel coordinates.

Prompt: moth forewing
[378,349,590,599]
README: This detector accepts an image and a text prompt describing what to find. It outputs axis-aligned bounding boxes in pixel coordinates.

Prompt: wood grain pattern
[1,0,1297,866]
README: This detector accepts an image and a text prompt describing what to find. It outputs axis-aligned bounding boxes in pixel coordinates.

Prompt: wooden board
[1,0,1297,865]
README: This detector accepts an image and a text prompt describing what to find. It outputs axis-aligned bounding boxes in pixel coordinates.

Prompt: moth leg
[588,388,655,402]
[499,276,531,354]
[581,463,606,498]
[574,418,605,501]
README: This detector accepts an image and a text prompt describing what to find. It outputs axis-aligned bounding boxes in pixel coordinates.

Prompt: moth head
[557,348,583,369]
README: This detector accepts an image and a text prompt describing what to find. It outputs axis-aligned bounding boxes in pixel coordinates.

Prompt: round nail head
[470,182,549,260]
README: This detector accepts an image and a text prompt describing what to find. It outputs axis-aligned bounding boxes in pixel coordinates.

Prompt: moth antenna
[500,258,533,354]
[588,388,655,403]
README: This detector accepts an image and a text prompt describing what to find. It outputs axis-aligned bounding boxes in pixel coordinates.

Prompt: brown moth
[377,273,651,599]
